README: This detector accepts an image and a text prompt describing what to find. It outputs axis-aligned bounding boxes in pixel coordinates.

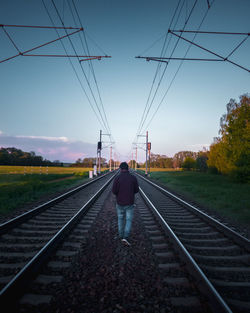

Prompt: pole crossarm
[80,56,111,62]
[170,30,250,36]
[0,24,111,64]
[0,25,84,64]
[135,30,249,73]
[168,29,250,73]
[0,24,82,30]
[15,54,111,61]
[136,56,223,62]
[135,56,169,64]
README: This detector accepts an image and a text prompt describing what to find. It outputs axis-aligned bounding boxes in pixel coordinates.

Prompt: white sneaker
[122,238,131,246]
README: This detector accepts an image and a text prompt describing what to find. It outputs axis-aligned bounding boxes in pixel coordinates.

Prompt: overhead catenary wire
[69,0,113,141]
[139,0,199,135]
[141,0,216,134]
[51,0,111,135]
[43,0,113,138]
[135,0,199,142]
[50,0,115,158]
[41,0,108,132]
[135,0,184,140]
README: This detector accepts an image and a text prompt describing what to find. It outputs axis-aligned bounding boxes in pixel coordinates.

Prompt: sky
[0,0,249,163]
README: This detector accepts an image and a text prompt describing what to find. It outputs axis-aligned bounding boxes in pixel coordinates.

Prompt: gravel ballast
[46,192,176,313]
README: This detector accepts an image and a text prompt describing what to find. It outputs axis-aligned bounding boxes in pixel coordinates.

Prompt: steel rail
[139,187,233,313]
[0,171,112,235]
[0,172,116,307]
[136,173,250,250]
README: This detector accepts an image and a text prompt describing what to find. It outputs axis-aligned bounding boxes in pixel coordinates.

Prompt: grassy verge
[147,171,250,225]
[0,173,89,216]
[0,166,105,174]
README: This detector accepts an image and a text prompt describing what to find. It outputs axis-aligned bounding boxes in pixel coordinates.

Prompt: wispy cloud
[0,131,96,162]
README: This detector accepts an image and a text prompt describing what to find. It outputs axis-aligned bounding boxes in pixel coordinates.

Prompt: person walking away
[112,162,139,246]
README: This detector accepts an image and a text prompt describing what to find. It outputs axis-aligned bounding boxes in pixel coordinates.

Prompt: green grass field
[145,170,250,225]
[0,165,99,174]
[0,168,94,215]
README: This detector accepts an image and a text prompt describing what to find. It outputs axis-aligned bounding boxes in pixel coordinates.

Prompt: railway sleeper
[176,231,222,239]
[225,298,250,313]
[167,221,206,227]
[11,228,57,235]
[170,226,212,233]
[185,244,243,255]
[0,234,51,242]
[192,253,250,266]
[16,223,63,231]
[180,237,231,247]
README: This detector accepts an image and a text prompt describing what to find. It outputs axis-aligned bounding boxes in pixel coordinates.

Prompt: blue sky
[0,0,249,163]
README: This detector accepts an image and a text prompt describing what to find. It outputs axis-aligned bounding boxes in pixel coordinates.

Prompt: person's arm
[134,177,139,193]
[112,178,119,195]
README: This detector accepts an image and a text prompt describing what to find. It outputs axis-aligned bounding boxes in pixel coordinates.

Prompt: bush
[208,166,218,174]
[229,167,250,183]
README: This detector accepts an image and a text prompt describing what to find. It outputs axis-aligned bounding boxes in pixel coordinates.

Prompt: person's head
[119,162,129,171]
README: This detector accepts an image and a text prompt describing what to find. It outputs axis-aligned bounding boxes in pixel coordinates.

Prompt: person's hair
[119,162,129,170]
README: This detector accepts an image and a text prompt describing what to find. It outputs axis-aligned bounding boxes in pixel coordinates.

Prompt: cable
[41,0,107,131]
[50,0,111,135]
[70,0,113,140]
[136,0,199,139]
[134,0,184,142]
[141,0,216,133]
[139,0,198,134]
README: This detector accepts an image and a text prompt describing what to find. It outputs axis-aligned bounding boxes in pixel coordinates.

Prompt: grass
[144,170,250,225]
[0,165,105,175]
[0,173,90,216]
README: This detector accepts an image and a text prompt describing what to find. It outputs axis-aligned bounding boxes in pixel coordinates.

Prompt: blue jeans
[116,204,135,239]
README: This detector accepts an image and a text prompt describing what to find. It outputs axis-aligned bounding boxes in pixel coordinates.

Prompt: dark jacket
[112,170,139,206]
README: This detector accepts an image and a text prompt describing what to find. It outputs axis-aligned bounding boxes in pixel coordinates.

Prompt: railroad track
[1,170,249,312]
[136,172,250,313]
[0,171,116,310]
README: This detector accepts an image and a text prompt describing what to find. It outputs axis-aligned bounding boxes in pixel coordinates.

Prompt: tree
[182,157,196,170]
[196,151,209,172]
[208,94,250,181]
[173,151,198,168]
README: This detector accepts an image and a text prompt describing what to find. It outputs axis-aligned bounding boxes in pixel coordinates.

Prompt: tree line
[0,147,62,166]
[133,150,208,172]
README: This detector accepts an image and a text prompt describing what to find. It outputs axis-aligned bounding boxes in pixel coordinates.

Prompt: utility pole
[97,130,102,175]
[97,130,113,174]
[109,146,112,172]
[145,131,148,175]
[137,131,149,176]
[147,141,151,176]
[135,146,137,171]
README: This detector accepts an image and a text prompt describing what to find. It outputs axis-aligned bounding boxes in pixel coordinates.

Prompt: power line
[41,0,107,131]
[70,0,113,140]
[45,0,112,136]
[135,0,199,139]
[133,0,184,145]
[51,0,112,137]
[141,1,216,133]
